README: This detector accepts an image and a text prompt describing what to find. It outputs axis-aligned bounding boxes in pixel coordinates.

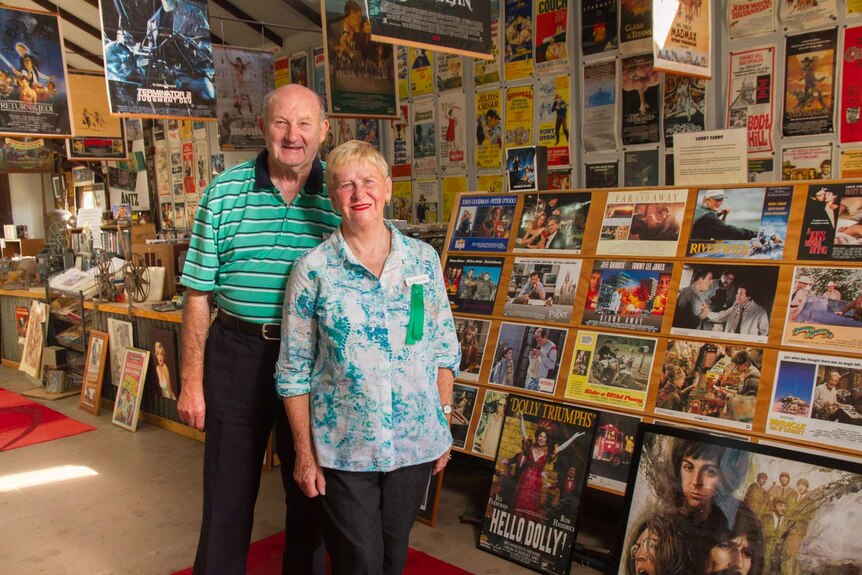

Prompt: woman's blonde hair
[325,140,390,191]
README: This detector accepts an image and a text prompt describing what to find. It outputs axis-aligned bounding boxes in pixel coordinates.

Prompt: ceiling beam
[63,38,104,68]
[30,0,103,39]
[80,0,98,7]
[210,0,283,46]
[278,0,320,28]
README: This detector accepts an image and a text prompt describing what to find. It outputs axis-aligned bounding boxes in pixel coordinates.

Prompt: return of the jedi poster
[479,395,598,575]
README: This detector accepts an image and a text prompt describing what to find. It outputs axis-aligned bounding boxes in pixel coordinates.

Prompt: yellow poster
[475,89,503,170]
[477,173,504,194]
[537,75,571,167]
[504,85,533,147]
[653,0,712,78]
[503,0,534,81]
[274,56,290,88]
[179,121,193,141]
[391,179,412,222]
[68,74,124,139]
[409,47,435,97]
[840,148,862,178]
[851,0,862,14]
[441,176,467,223]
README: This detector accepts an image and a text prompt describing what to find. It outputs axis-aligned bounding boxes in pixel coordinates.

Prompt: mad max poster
[514,191,591,254]
[797,183,862,261]
[444,255,504,315]
[652,0,712,78]
[213,46,274,150]
[596,189,687,257]
[582,260,673,333]
[783,28,837,137]
[621,54,661,146]
[503,257,582,324]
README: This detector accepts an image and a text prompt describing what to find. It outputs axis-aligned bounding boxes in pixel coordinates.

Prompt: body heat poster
[621,54,661,146]
[213,47,273,151]
[726,46,775,154]
[479,396,598,575]
[783,28,837,137]
[797,183,862,261]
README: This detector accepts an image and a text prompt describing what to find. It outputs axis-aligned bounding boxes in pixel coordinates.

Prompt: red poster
[841,26,862,143]
[182,142,195,195]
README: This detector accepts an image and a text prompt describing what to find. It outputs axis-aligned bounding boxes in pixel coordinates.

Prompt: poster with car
[587,410,640,494]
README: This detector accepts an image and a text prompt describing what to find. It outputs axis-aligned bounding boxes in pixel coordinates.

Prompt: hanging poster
[443,255,504,315]
[687,186,792,260]
[582,260,673,333]
[441,175,467,223]
[597,190,686,257]
[840,148,862,178]
[490,323,570,393]
[728,0,776,39]
[537,76,570,166]
[289,51,308,87]
[503,0,534,81]
[581,0,618,56]
[436,53,464,92]
[274,56,289,88]
[472,389,510,457]
[66,72,126,161]
[213,46,274,151]
[780,142,833,180]
[450,194,518,252]
[412,97,436,177]
[623,149,660,187]
[477,173,505,194]
[503,258,582,324]
[0,138,55,173]
[546,170,571,190]
[479,396,597,575]
[587,411,639,493]
[621,54,660,146]
[391,178,411,222]
[582,60,618,153]
[476,89,504,170]
[585,161,619,188]
[663,75,706,149]
[535,0,568,76]
[652,0,711,78]
[0,7,73,137]
[451,383,479,450]
[388,103,411,178]
[475,0,503,86]
[779,0,838,31]
[322,0,397,117]
[396,46,409,101]
[454,316,492,383]
[841,27,862,144]
[409,47,434,97]
[514,191,591,254]
[413,178,438,223]
[439,91,467,175]
[726,46,775,154]
[619,0,652,55]
[768,351,862,453]
[748,157,775,182]
[782,266,862,354]
[312,46,327,110]
[783,29,837,137]
[356,118,380,149]
[504,85,533,147]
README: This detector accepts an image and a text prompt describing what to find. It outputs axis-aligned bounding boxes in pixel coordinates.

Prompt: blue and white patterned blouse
[276,222,461,472]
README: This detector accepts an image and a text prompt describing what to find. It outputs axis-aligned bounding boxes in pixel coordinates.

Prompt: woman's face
[536,430,548,446]
[631,527,659,575]
[504,349,513,360]
[331,161,391,232]
[680,454,721,511]
[535,213,547,227]
[156,346,165,364]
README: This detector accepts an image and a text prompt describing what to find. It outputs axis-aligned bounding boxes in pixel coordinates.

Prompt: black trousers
[193,322,324,575]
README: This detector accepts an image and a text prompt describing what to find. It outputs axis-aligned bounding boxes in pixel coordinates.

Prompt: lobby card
[655,339,763,431]
[670,263,780,344]
[454,316,492,382]
[782,266,862,354]
[797,183,862,262]
[472,389,510,458]
[451,383,479,450]
[587,410,640,494]
[595,189,687,257]
[767,351,862,454]
[582,260,673,333]
[449,194,518,252]
[564,331,657,411]
[443,256,504,316]
[490,322,570,394]
[502,258,583,325]
[513,191,591,254]
[687,186,792,260]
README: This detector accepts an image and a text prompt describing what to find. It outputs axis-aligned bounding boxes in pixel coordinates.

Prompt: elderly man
[179,84,339,574]
[526,327,557,390]
[703,285,770,338]
[813,370,842,420]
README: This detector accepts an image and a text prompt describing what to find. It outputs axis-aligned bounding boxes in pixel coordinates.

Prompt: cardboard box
[142,241,189,299]
[130,222,157,247]
[42,346,67,368]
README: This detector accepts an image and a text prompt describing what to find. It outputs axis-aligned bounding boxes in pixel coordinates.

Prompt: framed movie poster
[111,347,150,432]
[615,423,862,575]
[451,383,479,450]
[479,395,598,575]
[449,194,517,252]
[503,258,582,325]
[66,72,127,161]
[80,331,109,416]
[415,467,444,527]
[514,192,591,254]
[582,260,673,333]
[596,189,687,257]
[107,318,134,387]
[490,322,570,395]
[588,410,640,494]
[213,46,274,151]
[444,256,504,316]
[149,327,178,400]
[454,316,491,382]
[796,183,862,261]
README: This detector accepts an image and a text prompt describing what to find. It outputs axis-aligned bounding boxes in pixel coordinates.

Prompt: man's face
[695,272,714,293]
[534,330,544,344]
[735,288,750,305]
[704,535,754,575]
[797,482,808,495]
[530,274,539,286]
[822,164,832,177]
[706,196,725,210]
[779,474,789,486]
[259,86,328,175]
[828,373,840,388]
[722,273,735,287]
[775,502,787,516]
[547,219,559,233]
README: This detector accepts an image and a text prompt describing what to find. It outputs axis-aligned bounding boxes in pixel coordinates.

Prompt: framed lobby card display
[444,256,504,316]
[490,322,570,395]
[449,194,518,253]
[796,183,862,262]
[451,383,479,451]
[80,331,109,415]
[513,192,592,254]
[595,189,687,257]
[615,423,862,575]
[112,348,150,432]
[503,258,582,325]
[587,410,641,495]
[582,260,673,333]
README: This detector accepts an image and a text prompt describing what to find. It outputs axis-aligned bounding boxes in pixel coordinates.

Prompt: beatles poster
[797,183,862,261]
[663,74,706,148]
[620,0,652,55]
[514,191,591,254]
[454,316,492,382]
[504,0,534,81]
[503,258,582,324]
[596,189,687,257]
[783,29,837,137]
[479,396,597,575]
[582,60,618,153]
[582,260,673,333]
[476,89,503,169]
[99,0,216,119]
[436,53,464,92]
[588,411,639,494]
[726,46,775,154]
[451,383,479,450]
[444,255,504,315]
[687,186,792,260]
[475,0,503,86]
[621,54,661,145]
[490,323,570,394]
[585,161,619,188]
[841,26,862,144]
[439,91,467,174]
[473,389,510,457]
[535,0,568,76]
[783,266,862,354]
[450,194,517,252]
[412,97,437,177]
[409,47,434,97]
[0,6,73,136]
[537,76,570,166]
[618,424,862,575]
[213,46,273,151]
[391,179,411,221]
[66,72,126,160]
[322,0,397,117]
[388,103,411,178]
[727,0,776,39]
[505,85,533,147]
[768,351,862,453]
[780,142,833,180]
[565,331,657,411]
[581,0,618,56]
[779,0,838,31]
[623,148,659,187]
[652,0,712,78]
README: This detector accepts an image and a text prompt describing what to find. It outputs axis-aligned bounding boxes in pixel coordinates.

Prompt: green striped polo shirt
[180,151,340,323]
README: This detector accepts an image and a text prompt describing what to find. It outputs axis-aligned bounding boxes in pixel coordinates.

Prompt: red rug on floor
[171,531,473,575]
[0,387,96,451]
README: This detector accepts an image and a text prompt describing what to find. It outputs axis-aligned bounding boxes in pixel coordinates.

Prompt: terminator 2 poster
[99,0,216,119]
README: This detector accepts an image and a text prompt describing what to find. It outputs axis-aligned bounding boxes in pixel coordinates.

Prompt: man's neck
[268,157,310,204]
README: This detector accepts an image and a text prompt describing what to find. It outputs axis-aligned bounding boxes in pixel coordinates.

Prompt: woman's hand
[293,451,326,497]
[433,447,451,475]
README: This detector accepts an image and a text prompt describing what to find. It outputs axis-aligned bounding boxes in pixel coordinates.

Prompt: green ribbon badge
[406,284,424,345]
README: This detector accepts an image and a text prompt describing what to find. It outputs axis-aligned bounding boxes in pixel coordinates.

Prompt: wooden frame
[111,347,150,432]
[79,330,109,415]
[415,467,444,527]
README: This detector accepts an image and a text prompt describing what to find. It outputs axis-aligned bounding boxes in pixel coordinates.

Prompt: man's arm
[284,395,326,497]
[178,288,212,431]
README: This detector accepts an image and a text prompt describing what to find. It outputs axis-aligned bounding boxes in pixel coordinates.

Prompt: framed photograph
[80,331,109,415]
[111,347,150,432]
[107,318,134,387]
[615,423,862,575]
[44,368,66,393]
[415,468,444,527]
[514,192,592,254]
[450,383,479,451]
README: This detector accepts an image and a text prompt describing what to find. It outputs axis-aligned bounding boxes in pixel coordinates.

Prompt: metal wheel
[123,252,150,303]
[94,250,115,301]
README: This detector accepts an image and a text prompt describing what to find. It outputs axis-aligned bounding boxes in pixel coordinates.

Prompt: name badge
[405,274,430,286]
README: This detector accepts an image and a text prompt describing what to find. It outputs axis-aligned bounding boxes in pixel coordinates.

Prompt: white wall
[9,173,46,239]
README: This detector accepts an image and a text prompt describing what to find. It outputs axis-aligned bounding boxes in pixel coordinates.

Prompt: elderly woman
[276,140,460,575]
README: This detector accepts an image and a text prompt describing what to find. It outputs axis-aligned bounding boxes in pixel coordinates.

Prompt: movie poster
[476,89,503,170]
[671,263,780,344]
[621,54,661,145]
[388,103,411,178]
[663,75,706,148]
[582,60,618,153]
[535,0,568,76]
[767,351,862,452]
[728,0,776,39]
[490,323,570,394]
[687,186,792,260]
[444,255,504,315]
[514,191,591,254]
[582,260,673,333]
[475,0,503,86]
[412,97,436,177]
[450,194,518,252]
[441,176,466,223]
[323,0,397,117]
[585,161,619,188]
[312,46,326,109]
[546,169,571,190]
[479,396,597,575]
[274,56,289,88]
[436,53,464,92]
[780,142,833,180]
[213,47,273,151]
[505,85,533,147]
[623,148,660,187]
[451,383,479,450]
[653,0,711,78]
[779,0,838,31]
[619,424,862,575]
[503,258,582,324]
[783,29,837,137]
[472,389,510,457]
[841,27,862,144]
[0,7,73,136]
[619,0,653,55]
[66,72,126,160]
[409,47,434,97]
[413,178,438,223]
[798,183,862,261]
[396,46,409,100]
[588,411,640,493]
[289,52,308,87]
[454,316,492,382]
[478,173,505,194]
[596,189,687,257]
[537,76,570,166]
[356,118,380,149]
[726,46,775,154]
[504,0,534,81]
[748,157,775,182]
[439,91,467,175]
[582,0,618,56]
[840,149,862,178]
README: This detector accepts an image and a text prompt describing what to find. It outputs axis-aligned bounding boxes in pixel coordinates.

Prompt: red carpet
[172,531,474,575]
[0,387,96,451]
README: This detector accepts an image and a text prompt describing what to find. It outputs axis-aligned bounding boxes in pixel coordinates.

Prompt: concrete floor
[0,367,616,574]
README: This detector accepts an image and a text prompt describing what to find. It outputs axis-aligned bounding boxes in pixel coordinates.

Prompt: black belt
[216,310,281,341]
